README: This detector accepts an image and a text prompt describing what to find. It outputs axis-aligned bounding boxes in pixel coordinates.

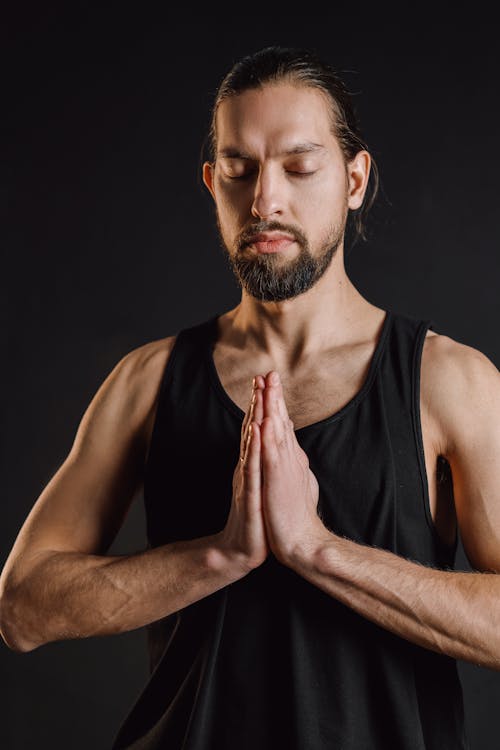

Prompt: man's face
[203,82,359,302]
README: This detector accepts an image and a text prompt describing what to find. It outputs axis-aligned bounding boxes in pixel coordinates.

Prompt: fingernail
[252,376,257,389]
[271,371,279,385]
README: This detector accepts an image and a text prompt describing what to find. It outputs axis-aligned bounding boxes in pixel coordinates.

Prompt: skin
[1,83,500,673]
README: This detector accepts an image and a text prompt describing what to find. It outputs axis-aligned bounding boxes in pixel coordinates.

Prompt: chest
[212,341,456,549]
[212,345,373,431]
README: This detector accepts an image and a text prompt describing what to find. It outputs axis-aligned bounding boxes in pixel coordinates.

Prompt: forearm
[289,534,500,670]
[0,533,243,653]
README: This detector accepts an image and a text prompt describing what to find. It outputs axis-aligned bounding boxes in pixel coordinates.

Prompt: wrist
[205,533,255,582]
[284,529,336,573]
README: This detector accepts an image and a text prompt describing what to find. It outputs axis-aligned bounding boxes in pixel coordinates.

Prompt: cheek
[293,173,347,218]
[317,169,347,201]
[215,183,251,227]
[216,196,241,228]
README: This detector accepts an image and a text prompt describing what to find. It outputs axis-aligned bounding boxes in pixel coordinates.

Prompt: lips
[246,232,296,254]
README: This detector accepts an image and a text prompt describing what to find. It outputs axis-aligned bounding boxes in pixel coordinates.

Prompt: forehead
[215,83,336,155]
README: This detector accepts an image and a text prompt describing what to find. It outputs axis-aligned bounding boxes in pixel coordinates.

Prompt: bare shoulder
[421,329,499,391]
[71,333,178,464]
[108,334,178,441]
[114,334,178,403]
[420,329,500,458]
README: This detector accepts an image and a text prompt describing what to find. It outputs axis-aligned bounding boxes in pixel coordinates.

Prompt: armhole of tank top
[143,331,183,480]
[411,320,456,552]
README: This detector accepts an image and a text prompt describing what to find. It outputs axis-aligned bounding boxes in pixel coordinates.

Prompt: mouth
[245,233,297,254]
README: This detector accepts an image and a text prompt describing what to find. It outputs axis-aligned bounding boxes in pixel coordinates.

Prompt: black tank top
[110,308,469,750]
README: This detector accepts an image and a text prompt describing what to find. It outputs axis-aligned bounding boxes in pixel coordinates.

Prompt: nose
[251,165,284,220]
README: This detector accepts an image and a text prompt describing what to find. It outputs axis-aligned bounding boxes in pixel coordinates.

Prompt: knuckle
[299,452,309,468]
[264,452,279,469]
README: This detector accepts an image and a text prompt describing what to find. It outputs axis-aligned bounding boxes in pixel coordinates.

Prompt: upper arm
[422,333,500,572]
[0,335,176,590]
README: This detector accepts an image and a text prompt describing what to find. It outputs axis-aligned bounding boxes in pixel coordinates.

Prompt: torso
[141,308,458,548]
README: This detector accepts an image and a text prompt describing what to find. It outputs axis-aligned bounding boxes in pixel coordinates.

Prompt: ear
[202,161,216,201]
[347,151,371,211]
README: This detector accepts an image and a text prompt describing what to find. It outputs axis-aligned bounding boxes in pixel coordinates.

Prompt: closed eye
[227,173,253,180]
[227,170,317,180]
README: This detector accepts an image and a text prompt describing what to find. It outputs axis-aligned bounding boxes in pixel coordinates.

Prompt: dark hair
[204,45,379,244]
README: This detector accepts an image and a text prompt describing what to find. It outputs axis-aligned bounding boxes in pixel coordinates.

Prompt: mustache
[236,220,307,251]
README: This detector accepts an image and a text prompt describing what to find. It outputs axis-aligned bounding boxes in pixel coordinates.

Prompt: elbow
[478,645,500,673]
[488,638,500,672]
[0,586,43,654]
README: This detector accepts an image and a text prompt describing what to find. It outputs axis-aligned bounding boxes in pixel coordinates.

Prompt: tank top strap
[151,312,221,408]
[380,309,434,409]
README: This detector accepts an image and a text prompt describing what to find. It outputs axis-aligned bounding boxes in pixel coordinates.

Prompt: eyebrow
[218,142,326,159]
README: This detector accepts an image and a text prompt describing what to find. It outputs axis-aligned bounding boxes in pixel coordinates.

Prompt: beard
[216,211,347,303]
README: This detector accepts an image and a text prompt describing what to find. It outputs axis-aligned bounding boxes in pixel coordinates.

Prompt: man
[1,46,499,749]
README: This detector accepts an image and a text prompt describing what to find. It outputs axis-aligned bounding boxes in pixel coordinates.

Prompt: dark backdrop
[2,4,499,749]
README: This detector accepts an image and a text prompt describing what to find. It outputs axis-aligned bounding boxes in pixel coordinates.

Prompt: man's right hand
[215,376,270,573]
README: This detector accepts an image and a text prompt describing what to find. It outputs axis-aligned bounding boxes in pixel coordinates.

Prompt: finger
[264,371,286,445]
[242,421,261,498]
[260,416,279,470]
[241,374,264,437]
[271,373,297,447]
[254,374,266,390]
[242,417,252,463]
[253,384,264,426]
[242,376,254,410]
[240,385,257,460]
[274,373,290,425]
[253,376,265,421]
[263,384,285,445]
[240,395,255,458]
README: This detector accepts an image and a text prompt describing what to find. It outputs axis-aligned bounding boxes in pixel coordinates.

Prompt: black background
[2,3,499,748]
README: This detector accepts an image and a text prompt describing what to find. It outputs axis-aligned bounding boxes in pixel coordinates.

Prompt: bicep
[25,414,143,559]
[435,341,500,572]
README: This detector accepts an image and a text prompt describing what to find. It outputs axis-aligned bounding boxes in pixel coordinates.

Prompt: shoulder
[76,335,178,460]
[420,328,500,458]
[108,334,178,424]
[114,335,178,388]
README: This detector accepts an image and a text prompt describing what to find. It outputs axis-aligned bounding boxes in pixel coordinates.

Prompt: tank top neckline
[204,308,394,435]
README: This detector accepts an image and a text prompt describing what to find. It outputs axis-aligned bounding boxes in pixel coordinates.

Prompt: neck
[226,248,379,371]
